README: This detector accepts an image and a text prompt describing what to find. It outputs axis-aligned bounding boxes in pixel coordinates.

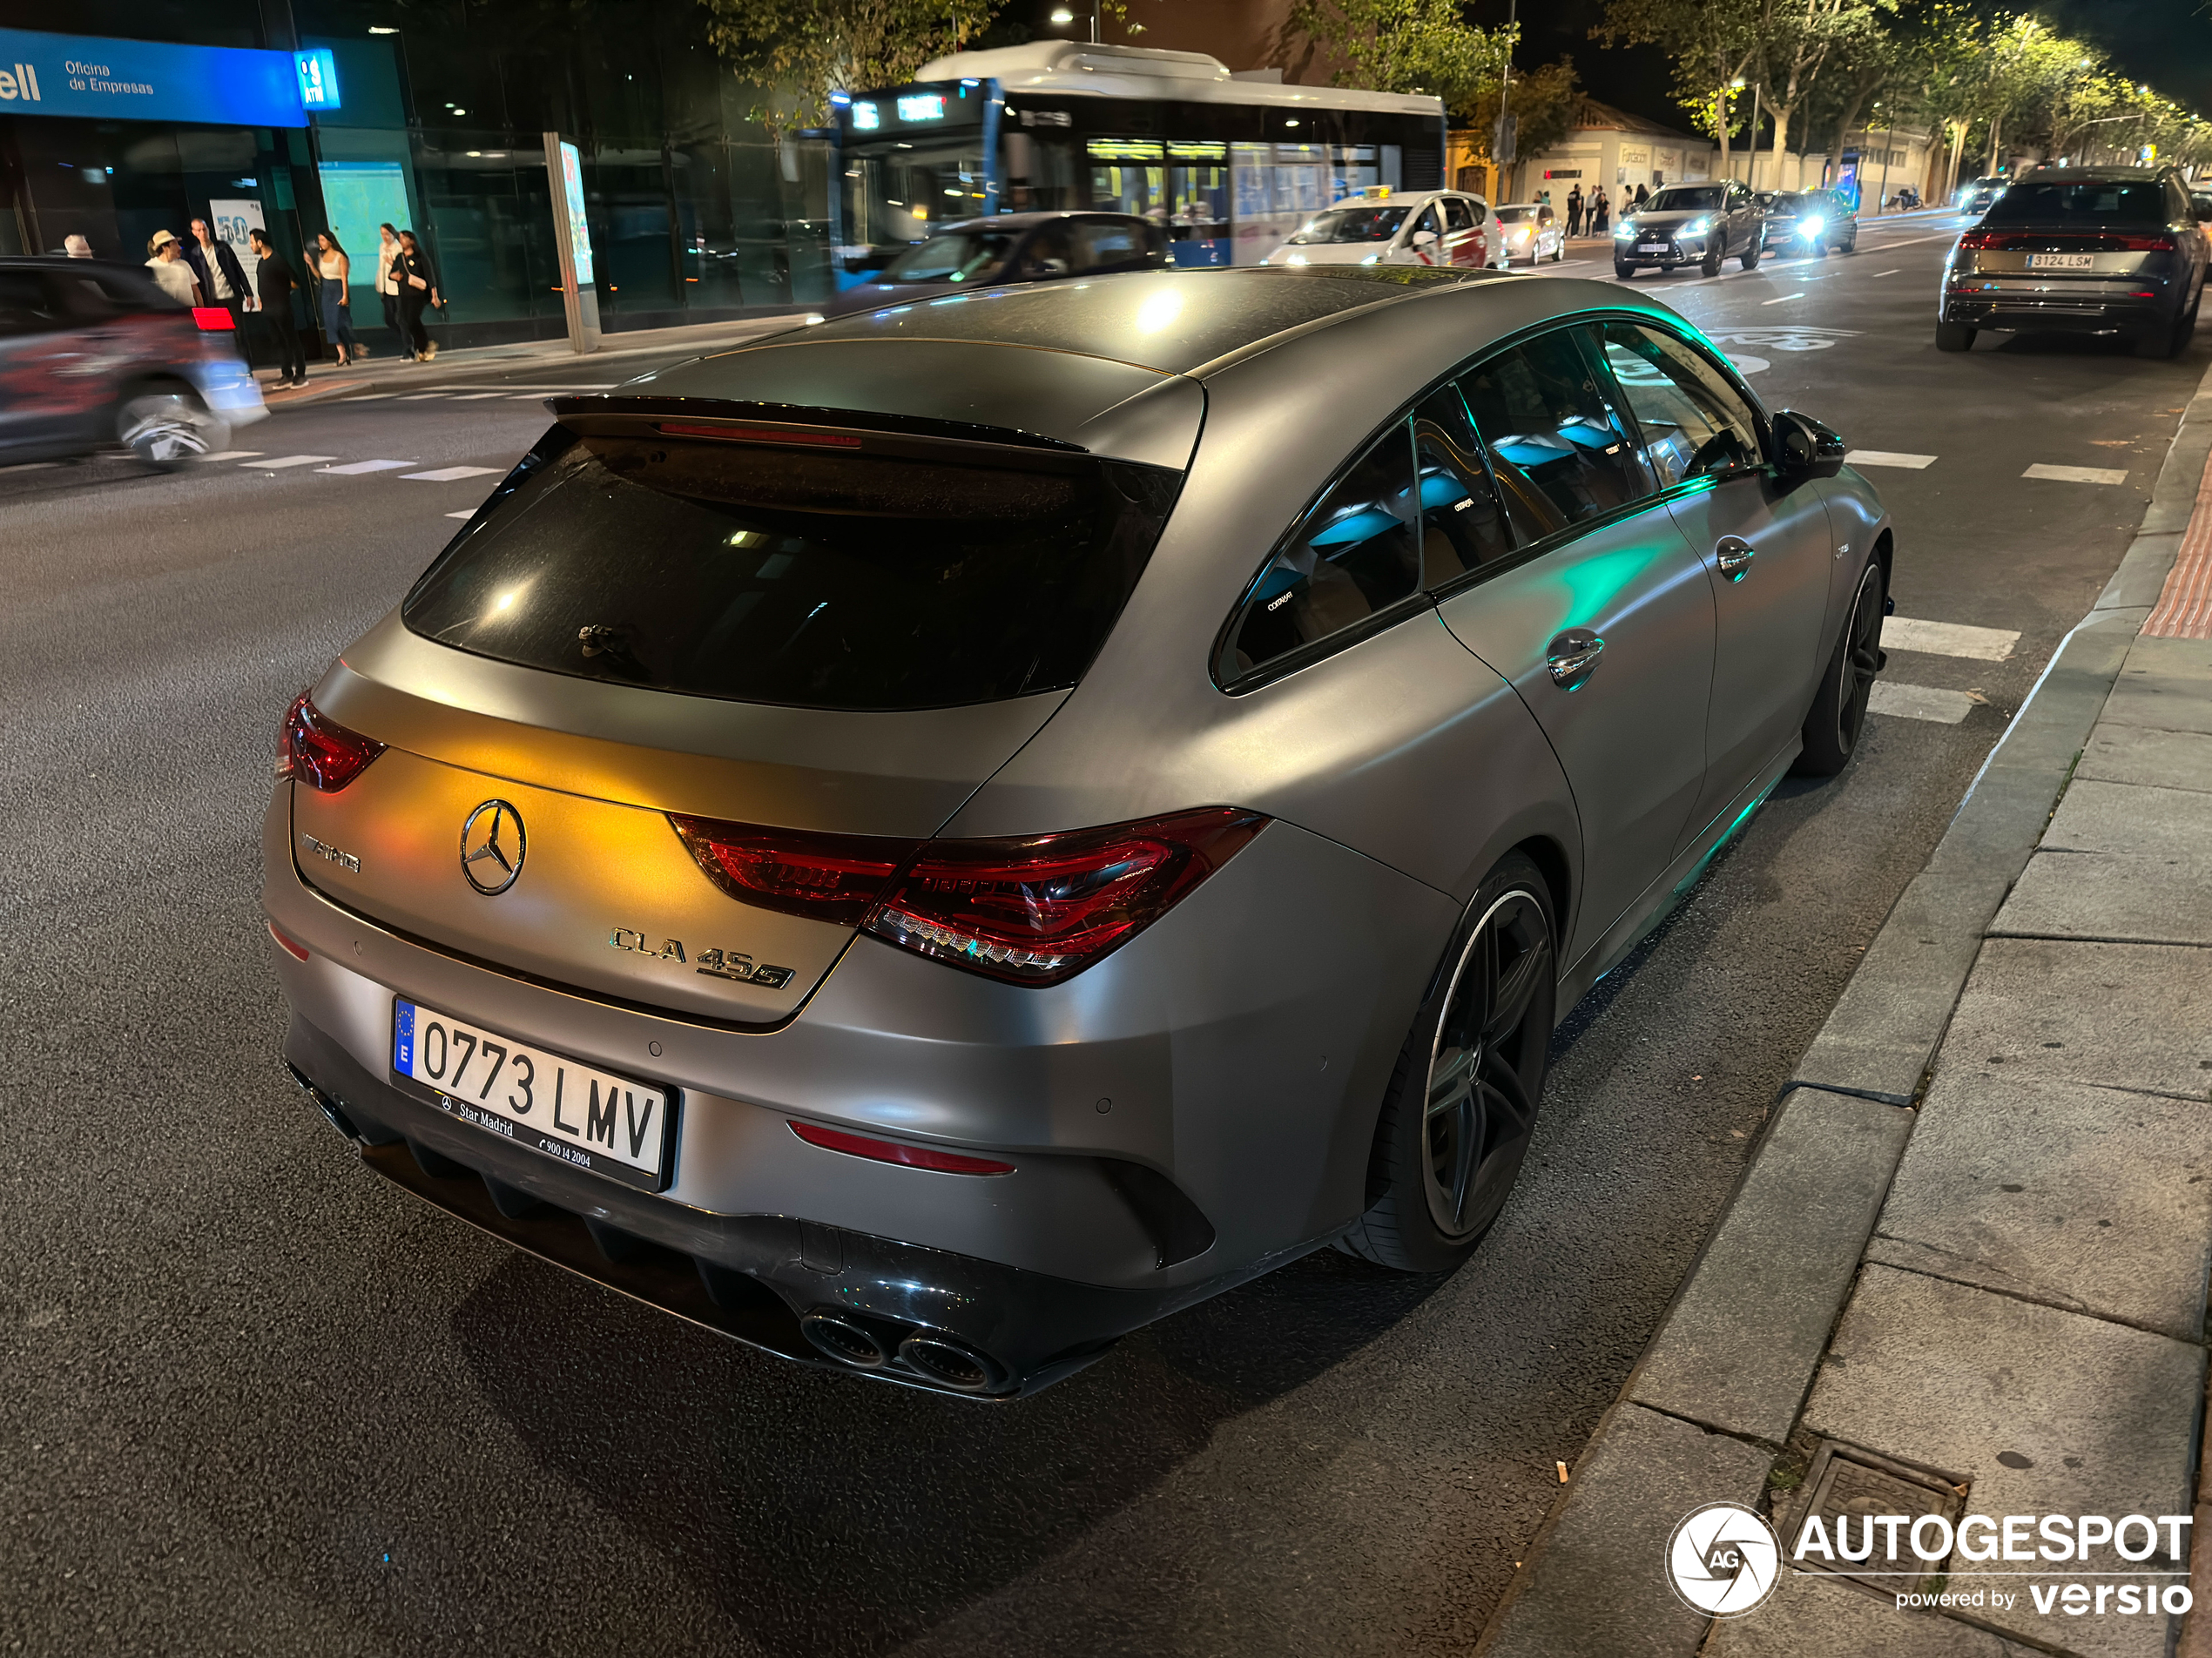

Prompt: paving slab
[2102,637,2212,735]
[1994,781,2212,946]
[1939,938,2212,1102]
[1705,1567,2035,1656]
[1867,1070,2212,1340]
[1803,1266,2202,1658]
[1476,1405,1769,1658]
[2079,725,2212,792]
[1632,1088,1915,1443]
[1794,874,2013,1103]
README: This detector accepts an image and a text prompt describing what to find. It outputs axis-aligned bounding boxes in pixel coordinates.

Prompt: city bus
[828,41,1448,283]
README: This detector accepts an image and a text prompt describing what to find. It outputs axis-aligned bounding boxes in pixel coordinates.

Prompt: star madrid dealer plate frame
[390,998,678,1191]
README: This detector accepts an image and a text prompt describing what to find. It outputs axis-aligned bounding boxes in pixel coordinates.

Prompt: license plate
[2027,253,2094,270]
[391,999,677,1190]
[1638,243,1668,253]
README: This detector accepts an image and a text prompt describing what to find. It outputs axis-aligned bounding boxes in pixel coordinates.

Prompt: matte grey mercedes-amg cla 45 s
[266,266,1892,1397]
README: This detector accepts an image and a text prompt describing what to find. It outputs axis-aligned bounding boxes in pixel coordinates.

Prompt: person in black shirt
[395,230,442,361]
[249,229,307,387]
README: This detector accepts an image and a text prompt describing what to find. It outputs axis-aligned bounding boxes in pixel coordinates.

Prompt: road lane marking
[448,391,514,400]
[398,392,450,400]
[2023,462,2128,485]
[1760,292,1805,305]
[1869,682,1977,724]
[0,461,59,473]
[1844,450,1937,469]
[445,510,475,519]
[1873,269,1902,277]
[199,451,262,462]
[1882,617,2020,661]
[402,465,503,482]
[339,392,401,401]
[243,455,338,468]
[318,459,415,475]
[1847,232,1959,250]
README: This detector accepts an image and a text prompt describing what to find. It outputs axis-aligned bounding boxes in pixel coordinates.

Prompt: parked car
[1763,189,1859,257]
[1613,180,1766,277]
[1938,165,2209,357]
[0,256,265,467]
[825,212,1165,317]
[267,266,1888,1398]
[1953,175,2007,213]
[1494,203,1565,265]
[1262,188,1505,271]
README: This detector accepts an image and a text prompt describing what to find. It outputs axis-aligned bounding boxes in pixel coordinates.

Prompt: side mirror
[1411,229,1440,247]
[1773,409,1846,480]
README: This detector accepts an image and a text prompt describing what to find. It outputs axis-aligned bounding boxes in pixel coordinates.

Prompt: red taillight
[864,807,1266,986]
[192,306,235,331]
[1958,231,2000,250]
[2117,233,2176,253]
[278,692,387,792]
[670,817,918,925]
[788,1119,1015,1176]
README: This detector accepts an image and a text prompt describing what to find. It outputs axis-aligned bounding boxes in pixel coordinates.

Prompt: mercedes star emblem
[459,800,526,895]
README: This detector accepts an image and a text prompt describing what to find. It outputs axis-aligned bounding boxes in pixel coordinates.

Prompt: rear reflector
[192,306,235,331]
[670,817,918,926]
[267,920,312,961]
[863,806,1267,986]
[278,691,387,792]
[788,1120,1015,1176]
[654,422,864,448]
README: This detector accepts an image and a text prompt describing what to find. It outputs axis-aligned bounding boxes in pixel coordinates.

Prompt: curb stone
[1474,354,2212,1657]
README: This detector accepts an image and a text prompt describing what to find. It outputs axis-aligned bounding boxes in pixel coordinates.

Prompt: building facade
[0,0,833,352]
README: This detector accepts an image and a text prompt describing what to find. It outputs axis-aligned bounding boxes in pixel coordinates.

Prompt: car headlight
[1798,217,1824,237]
[1614,223,1635,239]
[1682,217,1711,236]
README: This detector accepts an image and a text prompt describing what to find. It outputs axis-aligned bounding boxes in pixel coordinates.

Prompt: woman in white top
[145,231,203,307]
[374,222,406,354]
[313,231,360,367]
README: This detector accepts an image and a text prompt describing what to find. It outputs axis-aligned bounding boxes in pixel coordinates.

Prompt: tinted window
[1460,327,1651,543]
[1412,387,1514,587]
[0,271,65,335]
[1218,422,1421,679]
[1075,219,1143,270]
[1016,223,1074,277]
[404,430,1178,711]
[1598,323,1764,489]
[1984,181,2169,226]
[1443,198,1474,232]
[1649,185,1727,212]
[879,231,1017,284]
[1413,205,1442,238]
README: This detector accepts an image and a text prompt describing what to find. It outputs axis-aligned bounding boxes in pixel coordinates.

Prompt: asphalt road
[3,216,2202,1656]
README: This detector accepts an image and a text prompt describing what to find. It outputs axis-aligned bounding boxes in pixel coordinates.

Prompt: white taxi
[1260,188,1507,272]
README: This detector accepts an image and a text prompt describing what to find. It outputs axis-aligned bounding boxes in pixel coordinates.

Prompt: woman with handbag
[395,230,441,361]
[312,231,360,367]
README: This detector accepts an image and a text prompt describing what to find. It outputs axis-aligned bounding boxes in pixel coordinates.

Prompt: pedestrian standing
[1567,184,1584,237]
[394,229,442,361]
[249,228,307,388]
[312,231,360,367]
[1591,189,1609,236]
[144,231,203,307]
[1634,182,1649,208]
[64,233,93,259]
[183,217,252,361]
[373,222,406,354]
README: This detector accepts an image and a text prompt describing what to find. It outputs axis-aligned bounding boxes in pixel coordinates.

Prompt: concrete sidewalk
[1477,365,2212,1656]
[254,309,810,410]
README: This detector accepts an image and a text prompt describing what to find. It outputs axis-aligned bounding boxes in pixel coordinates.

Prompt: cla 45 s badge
[608,927,796,989]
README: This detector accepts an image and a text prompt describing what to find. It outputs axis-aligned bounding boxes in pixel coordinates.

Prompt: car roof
[2015,166,2162,182]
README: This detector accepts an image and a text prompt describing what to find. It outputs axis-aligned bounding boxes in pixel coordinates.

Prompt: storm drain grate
[1785,1442,1969,1595]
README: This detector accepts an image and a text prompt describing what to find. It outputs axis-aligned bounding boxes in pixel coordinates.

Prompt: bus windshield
[1287,205,1411,244]
[877,229,1020,284]
[843,133,991,267]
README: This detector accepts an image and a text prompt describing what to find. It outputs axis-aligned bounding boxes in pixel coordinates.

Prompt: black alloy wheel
[1794,557,1886,776]
[1739,237,1762,271]
[1342,855,1557,1272]
[1702,239,1725,277]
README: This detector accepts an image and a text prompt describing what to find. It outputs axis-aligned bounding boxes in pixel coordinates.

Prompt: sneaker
[421,340,438,361]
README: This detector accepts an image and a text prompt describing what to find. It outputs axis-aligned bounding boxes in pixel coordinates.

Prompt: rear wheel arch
[1510,833,1572,960]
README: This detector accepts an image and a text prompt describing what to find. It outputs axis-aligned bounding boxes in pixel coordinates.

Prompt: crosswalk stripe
[1868,682,1977,724]
[402,465,502,482]
[199,450,263,462]
[1844,450,1937,469]
[1882,617,2019,661]
[397,392,450,400]
[318,459,416,475]
[1760,292,1805,305]
[1872,269,1902,277]
[2023,462,2128,485]
[244,455,338,468]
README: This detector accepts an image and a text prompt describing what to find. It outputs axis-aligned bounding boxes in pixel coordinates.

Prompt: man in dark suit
[248,229,307,388]
[183,217,253,360]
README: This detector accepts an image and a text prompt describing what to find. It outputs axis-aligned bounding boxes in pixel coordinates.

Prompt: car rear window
[1984,182,2168,226]
[401,427,1181,711]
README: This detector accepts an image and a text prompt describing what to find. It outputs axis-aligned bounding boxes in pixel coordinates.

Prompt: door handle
[1545,629,1605,690]
[1715,536,1757,582]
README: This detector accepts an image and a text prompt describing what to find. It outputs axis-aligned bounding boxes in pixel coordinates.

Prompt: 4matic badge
[608,928,795,989]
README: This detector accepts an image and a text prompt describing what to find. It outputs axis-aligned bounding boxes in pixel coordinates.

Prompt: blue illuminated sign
[896,92,946,122]
[0,26,316,126]
[294,47,340,111]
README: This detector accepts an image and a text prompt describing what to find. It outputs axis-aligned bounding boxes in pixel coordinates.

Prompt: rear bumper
[1942,279,2176,334]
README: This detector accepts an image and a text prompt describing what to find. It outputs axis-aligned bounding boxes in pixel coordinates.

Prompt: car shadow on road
[451,1233,1447,1653]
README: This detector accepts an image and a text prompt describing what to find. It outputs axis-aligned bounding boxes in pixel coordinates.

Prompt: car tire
[117,389,228,470]
[1808,234,1827,259]
[1614,259,1637,279]
[1339,853,1557,1273]
[1739,239,1762,272]
[1841,230,1858,254]
[2137,295,2197,359]
[1702,241,1724,278]
[1793,556,1886,777]
[1551,240,1564,263]
[1935,320,1976,352]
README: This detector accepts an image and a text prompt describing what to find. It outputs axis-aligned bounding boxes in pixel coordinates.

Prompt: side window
[1597,321,1764,489]
[1412,385,1514,587]
[1413,204,1442,239]
[1219,421,1422,679]
[0,271,64,336]
[1018,223,1073,278]
[1074,219,1142,271]
[1539,206,1554,226]
[1442,198,1474,233]
[1458,327,1653,543]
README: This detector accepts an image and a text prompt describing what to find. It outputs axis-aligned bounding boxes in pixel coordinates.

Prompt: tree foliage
[698,0,998,133]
